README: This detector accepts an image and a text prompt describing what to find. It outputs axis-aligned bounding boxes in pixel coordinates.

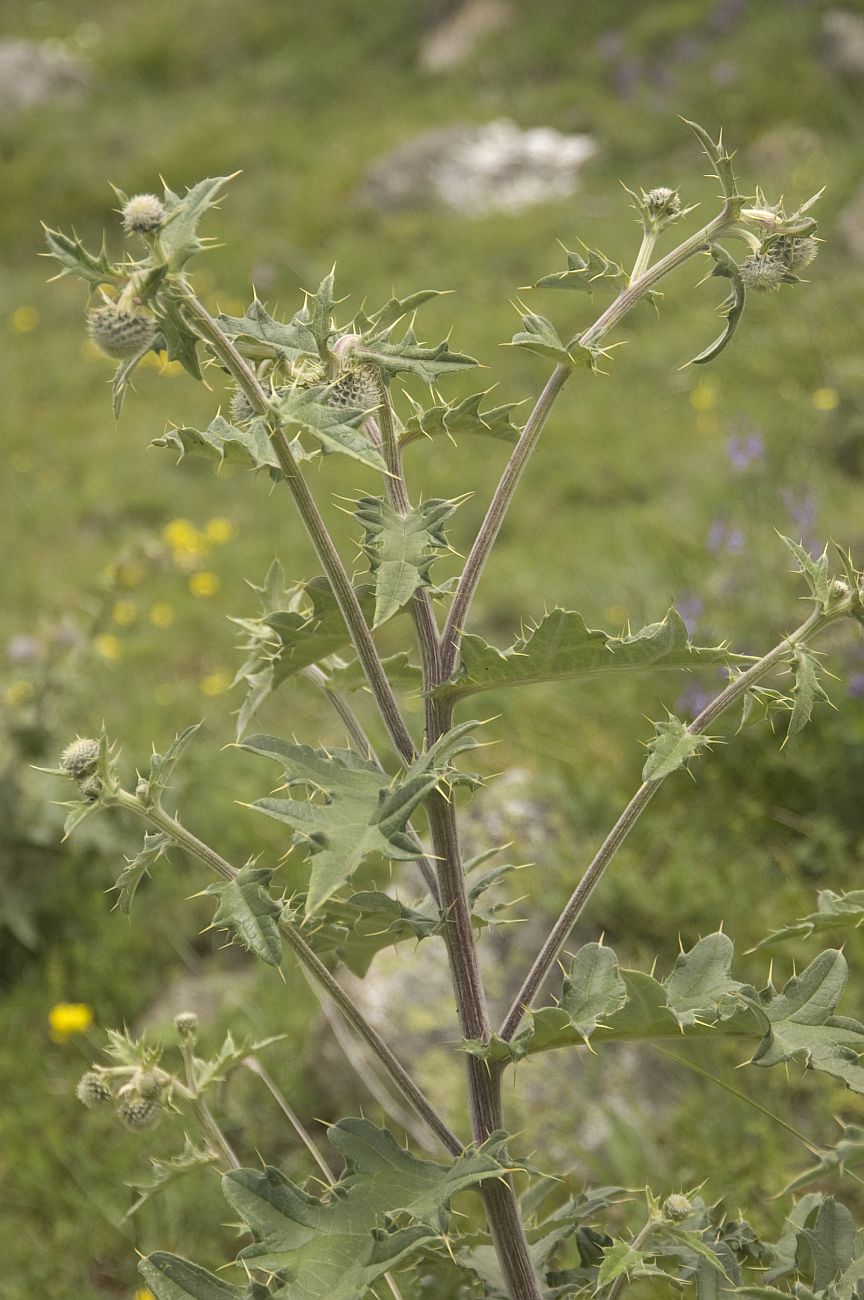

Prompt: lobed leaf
[786,646,830,740]
[274,385,386,472]
[139,1253,243,1300]
[154,414,306,474]
[355,495,458,627]
[113,830,172,913]
[753,889,864,950]
[689,242,746,366]
[159,175,236,269]
[42,226,120,286]
[435,607,731,702]
[508,309,596,369]
[533,243,629,294]
[779,534,830,608]
[399,389,521,448]
[153,296,202,379]
[642,715,713,782]
[205,864,283,966]
[216,299,315,361]
[354,328,477,384]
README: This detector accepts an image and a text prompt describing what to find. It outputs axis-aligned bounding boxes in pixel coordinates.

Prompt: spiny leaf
[144,722,204,804]
[216,299,314,361]
[306,267,337,358]
[779,534,830,607]
[399,390,521,448]
[113,830,172,913]
[42,226,120,286]
[794,1196,861,1293]
[274,385,386,472]
[533,242,629,294]
[205,864,283,966]
[221,1118,506,1299]
[434,606,731,702]
[153,296,202,379]
[126,1138,218,1219]
[240,720,480,913]
[681,118,740,202]
[355,495,458,627]
[154,414,310,474]
[508,309,596,369]
[354,329,478,384]
[780,1123,864,1196]
[326,651,422,694]
[159,175,236,269]
[642,715,712,782]
[689,242,746,366]
[786,645,831,740]
[597,1241,647,1289]
[753,889,864,950]
[112,337,161,417]
[359,289,446,333]
[139,1252,243,1300]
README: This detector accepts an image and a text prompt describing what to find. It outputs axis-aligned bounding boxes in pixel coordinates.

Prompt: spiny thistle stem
[175,285,417,765]
[441,203,736,679]
[178,1034,241,1169]
[112,790,463,1156]
[499,605,836,1041]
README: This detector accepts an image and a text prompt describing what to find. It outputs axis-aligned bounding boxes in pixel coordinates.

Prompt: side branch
[498,605,838,1041]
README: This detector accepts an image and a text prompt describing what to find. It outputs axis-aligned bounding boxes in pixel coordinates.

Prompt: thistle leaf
[399,390,521,448]
[326,651,422,694]
[216,299,315,361]
[779,534,830,607]
[786,646,831,741]
[360,289,446,333]
[642,715,712,782]
[435,607,731,702]
[154,414,309,474]
[240,720,480,913]
[681,118,740,201]
[264,577,377,684]
[139,1253,242,1300]
[221,1119,506,1297]
[42,226,120,286]
[753,889,864,950]
[144,722,204,804]
[160,175,236,269]
[508,310,596,368]
[355,495,458,627]
[154,296,202,379]
[689,242,746,366]
[354,330,477,384]
[113,830,172,914]
[274,385,386,472]
[205,864,283,966]
[533,243,629,294]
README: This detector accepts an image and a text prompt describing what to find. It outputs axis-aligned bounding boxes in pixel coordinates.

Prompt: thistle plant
[43,121,864,1299]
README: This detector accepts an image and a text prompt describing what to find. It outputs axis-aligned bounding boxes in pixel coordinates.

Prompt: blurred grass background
[3,0,864,1294]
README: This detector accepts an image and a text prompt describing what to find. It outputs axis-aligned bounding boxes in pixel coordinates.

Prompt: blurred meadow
[3,0,864,1294]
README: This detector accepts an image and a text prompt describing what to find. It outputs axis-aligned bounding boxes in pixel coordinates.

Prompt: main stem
[113,791,462,1156]
[175,285,416,765]
[499,606,837,1041]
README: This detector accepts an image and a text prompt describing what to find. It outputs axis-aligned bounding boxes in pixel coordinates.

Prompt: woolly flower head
[87,301,156,360]
[60,736,100,778]
[771,235,820,274]
[76,1070,113,1109]
[645,186,681,219]
[118,1095,162,1131]
[739,253,787,294]
[122,193,166,235]
[663,1194,694,1222]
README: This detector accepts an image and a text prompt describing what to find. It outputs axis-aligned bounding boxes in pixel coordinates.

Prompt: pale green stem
[499,606,840,1040]
[242,1055,335,1180]
[630,229,658,282]
[178,1035,241,1169]
[607,1213,663,1300]
[111,790,463,1156]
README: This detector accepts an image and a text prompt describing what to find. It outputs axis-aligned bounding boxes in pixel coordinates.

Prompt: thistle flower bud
[771,235,819,274]
[122,193,166,235]
[118,1095,162,1130]
[76,1070,113,1109]
[328,363,380,412]
[134,1069,163,1099]
[86,302,156,360]
[174,1011,198,1038]
[663,1193,694,1222]
[739,253,787,294]
[60,737,100,779]
[229,387,255,424]
[645,186,681,220]
[78,774,103,802]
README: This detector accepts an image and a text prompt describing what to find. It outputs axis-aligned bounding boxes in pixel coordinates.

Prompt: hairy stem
[499,606,836,1040]
[179,1035,241,1169]
[113,791,463,1156]
[175,285,416,764]
[242,1055,336,1180]
[441,203,735,678]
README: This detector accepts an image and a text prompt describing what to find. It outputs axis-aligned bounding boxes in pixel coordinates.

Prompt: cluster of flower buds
[738,190,821,292]
[59,736,102,802]
[75,1065,166,1130]
[227,357,380,427]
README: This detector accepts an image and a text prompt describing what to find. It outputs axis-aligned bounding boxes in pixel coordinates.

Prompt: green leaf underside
[160,176,235,269]
[354,331,478,383]
[267,578,378,683]
[356,289,446,334]
[399,390,520,447]
[780,1123,864,1195]
[43,227,119,286]
[154,414,307,473]
[509,311,596,368]
[779,535,831,607]
[113,830,171,913]
[139,1252,242,1299]
[146,722,203,800]
[274,385,386,472]
[240,720,480,913]
[155,296,202,379]
[435,607,730,701]
[642,714,712,782]
[787,646,830,739]
[754,889,864,949]
[466,935,864,1099]
[534,243,629,294]
[217,1118,506,1299]
[217,299,315,361]
[205,865,283,965]
[690,242,746,366]
[355,495,457,627]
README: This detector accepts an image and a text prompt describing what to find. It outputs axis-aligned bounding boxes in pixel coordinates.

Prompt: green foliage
[689,241,746,366]
[204,864,283,966]
[435,606,731,702]
[355,494,458,627]
[399,390,521,448]
[159,176,237,270]
[754,889,864,949]
[642,713,714,781]
[508,308,598,369]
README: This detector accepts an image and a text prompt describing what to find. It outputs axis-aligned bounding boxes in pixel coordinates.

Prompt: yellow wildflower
[689,381,718,413]
[812,387,839,412]
[204,517,234,544]
[4,681,34,706]
[149,601,176,629]
[11,305,39,333]
[94,634,123,660]
[112,600,138,627]
[162,518,201,550]
[49,1002,94,1042]
[189,571,220,598]
[199,670,231,696]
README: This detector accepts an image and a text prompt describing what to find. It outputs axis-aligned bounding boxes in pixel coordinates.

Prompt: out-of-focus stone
[358,119,597,217]
[823,11,864,78]
[419,0,512,73]
[0,39,90,117]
